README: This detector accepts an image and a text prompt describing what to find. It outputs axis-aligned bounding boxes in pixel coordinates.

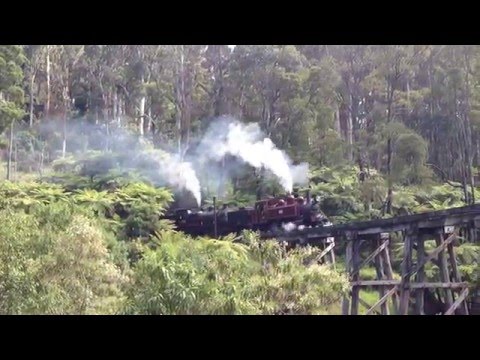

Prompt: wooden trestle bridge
[276,204,480,315]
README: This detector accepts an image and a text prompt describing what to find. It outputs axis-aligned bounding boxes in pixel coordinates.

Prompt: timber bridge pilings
[277,204,480,315]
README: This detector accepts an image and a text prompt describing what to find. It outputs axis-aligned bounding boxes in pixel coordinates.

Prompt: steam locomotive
[164,191,331,237]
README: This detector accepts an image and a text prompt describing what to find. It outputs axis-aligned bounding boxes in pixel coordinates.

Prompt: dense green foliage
[0,46,25,133]
[309,165,466,222]
[127,231,348,314]
[0,181,349,314]
[0,204,127,314]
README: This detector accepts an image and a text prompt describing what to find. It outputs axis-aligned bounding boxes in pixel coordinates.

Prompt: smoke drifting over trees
[15,115,307,208]
[4,46,480,191]
[4,45,480,209]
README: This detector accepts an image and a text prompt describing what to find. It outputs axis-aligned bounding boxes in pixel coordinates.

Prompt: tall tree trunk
[176,45,187,157]
[386,82,395,215]
[463,49,475,204]
[334,103,341,134]
[138,95,145,136]
[138,71,146,136]
[102,93,110,152]
[182,92,191,158]
[476,138,480,172]
[454,87,469,203]
[117,95,123,126]
[428,53,435,118]
[338,100,353,160]
[176,45,192,158]
[29,71,36,127]
[102,92,109,123]
[461,112,475,204]
[46,45,51,117]
[351,90,365,178]
[14,140,17,181]
[346,94,354,161]
[38,144,45,178]
[112,90,118,124]
[62,86,69,158]
[146,105,152,134]
[6,121,14,181]
[212,45,226,117]
[62,113,67,158]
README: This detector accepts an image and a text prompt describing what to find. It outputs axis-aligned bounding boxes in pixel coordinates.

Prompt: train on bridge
[163,190,332,237]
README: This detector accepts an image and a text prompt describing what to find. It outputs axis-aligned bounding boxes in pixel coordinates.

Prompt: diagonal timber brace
[445,287,469,315]
[408,232,457,278]
[366,287,397,315]
[350,239,389,278]
[359,298,382,315]
[316,242,335,263]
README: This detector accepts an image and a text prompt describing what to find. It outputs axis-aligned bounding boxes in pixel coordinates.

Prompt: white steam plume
[38,119,203,206]
[200,119,309,193]
[282,222,297,232]
[290,162,309,188]
[162,157,201,206]
[148,151,202,206]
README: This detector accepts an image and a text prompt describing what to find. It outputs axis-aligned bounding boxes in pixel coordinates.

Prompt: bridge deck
[278,203,480,241]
